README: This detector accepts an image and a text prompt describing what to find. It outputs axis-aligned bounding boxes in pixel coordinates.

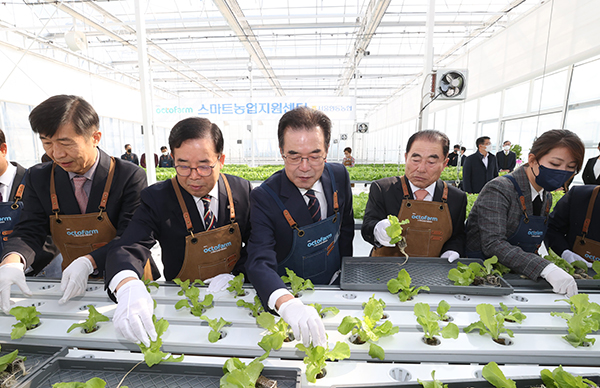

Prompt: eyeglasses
[175,160,219,177]
[282,154,326,166]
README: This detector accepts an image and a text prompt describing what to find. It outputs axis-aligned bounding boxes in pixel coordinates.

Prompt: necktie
[202,195,215,230]
[72,176,88,214]
[414,189,428,201]
[533,195,542,216]
[305,189,321,223]
[0,186,3,203]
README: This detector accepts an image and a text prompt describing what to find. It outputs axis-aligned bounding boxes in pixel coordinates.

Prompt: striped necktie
[305,189,322,223]
[72,176,88,214]
[202,195,216,230]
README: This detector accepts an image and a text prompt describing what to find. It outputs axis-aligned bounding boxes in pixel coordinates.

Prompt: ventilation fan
[65,30,87,52]
[356,122,369,133]
[435,69,467,100]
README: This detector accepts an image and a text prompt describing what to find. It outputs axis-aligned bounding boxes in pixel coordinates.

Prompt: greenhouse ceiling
[1,0,542,118]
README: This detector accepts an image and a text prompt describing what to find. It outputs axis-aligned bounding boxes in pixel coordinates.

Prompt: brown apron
[372,176,453,257]
[172,174,242,281]
[573,185,600,263]
[49,158,152,279]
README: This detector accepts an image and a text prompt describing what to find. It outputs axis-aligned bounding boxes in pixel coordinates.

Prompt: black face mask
[126,149,132,153]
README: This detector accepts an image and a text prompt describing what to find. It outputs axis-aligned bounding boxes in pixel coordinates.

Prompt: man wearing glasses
[104,117,252,347]
[245,106,354,347]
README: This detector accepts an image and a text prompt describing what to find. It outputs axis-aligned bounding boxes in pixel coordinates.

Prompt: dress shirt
[407,180,436,202]
[0,162,17,202]
[528,182,545,206]
[67,150,100,198]
[482,153,489,168]
[594,157,600,180]
[298,180,327,220]
[193,181,220,224]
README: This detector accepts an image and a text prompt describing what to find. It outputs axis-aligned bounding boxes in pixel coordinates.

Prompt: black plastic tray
[333,374,600,387]
[340,257,514,296]
[504,270,600,290]
[0,342,67,387]
[18,357,301,388]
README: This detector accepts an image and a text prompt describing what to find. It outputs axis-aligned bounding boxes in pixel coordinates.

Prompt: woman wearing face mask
[465,130,585,297]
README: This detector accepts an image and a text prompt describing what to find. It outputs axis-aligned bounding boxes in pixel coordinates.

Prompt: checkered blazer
[465,165,552,280]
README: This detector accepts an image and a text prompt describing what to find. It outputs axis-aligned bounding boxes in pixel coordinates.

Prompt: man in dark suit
[0,95,147,313]
[462,136,499,194]
[362,130,466,262]
[496,140,517,173]
[246,106,354,348]
[447,144,460,167]
[107,117,252,347]
[582,142,600,185]
[121,144,139,166]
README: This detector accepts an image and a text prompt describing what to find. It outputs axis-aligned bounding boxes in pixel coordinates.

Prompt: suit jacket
[447,152,459,167]
[462,151,499,194]
[496,150,516,172]
[3,149,147,272]
[245,163,354,305]
[546,185,600,256]
[465,166,552,280]
[361,177,466,255]
[582,157,600,185]
[105,174,252,283]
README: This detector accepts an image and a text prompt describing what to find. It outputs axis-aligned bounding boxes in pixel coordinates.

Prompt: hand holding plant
[256,312,293,352]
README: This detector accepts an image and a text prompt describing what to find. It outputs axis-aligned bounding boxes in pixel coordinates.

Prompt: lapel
[432,180,444,202]
[321,164,334,216]
[86,149,110,214]
[171,177,205,232]
[217,174,231,226]
[54,161,80,215]
[279,169,313,226]
[10,162,26,200]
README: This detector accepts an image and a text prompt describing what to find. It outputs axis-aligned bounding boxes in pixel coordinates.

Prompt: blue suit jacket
[245,163,354,305]
[463,151,499,194]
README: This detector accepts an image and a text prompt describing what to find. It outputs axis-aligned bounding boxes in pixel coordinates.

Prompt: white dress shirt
[0,162,17,202]
[594,157,600,180]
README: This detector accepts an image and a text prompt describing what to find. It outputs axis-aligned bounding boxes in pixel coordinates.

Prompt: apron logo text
[307,233,333,248]
[203,241,232,253]
[66,228,99,237]
[411,214,438,222]
[585,253,599,262]
[527,230,544,236]
[0,216,12,223]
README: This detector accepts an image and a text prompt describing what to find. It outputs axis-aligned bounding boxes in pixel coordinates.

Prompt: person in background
[462,136,498,194]
[158,146,174,167]
[106,117,252,347]
[121,144,139,166]
[362,130,466,262]
[465,129,585,298]
[496,140,517,173]
[342,147,355,168]
[245,106,354,348]
[459,146,467,167]
[0,95,150,313]
[582,142,600,185]
[447,144,460,167]
[140,153,158,168]
[546,184,600,268]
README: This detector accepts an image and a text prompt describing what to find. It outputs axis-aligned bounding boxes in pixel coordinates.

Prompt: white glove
[59,257,94,304]
[562,250,592,269]
[113,279,157,347]
[278,298,326,347]
[541,263,578,298]
[441,250,460,263]
[373,219,394,247]
[205,273,235,294]
[0,262,31,314]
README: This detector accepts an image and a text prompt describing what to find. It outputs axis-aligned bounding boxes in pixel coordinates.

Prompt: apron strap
[220,173,236,223]
[324,164,339,213]
[171,177,195,237]
[441,181,448,202]
[11,183,25,210]
[504,175,529,222]
[50,163,60,216]
[97,157,116,218]
[581,185,600,238]
[400,175,410,199]
[261,183,305,237]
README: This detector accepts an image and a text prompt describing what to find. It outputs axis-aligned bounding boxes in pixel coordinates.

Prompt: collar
[0,162,17,188]
[68,149,99,180]
[528,181,544,201]
[407,179,436,201]
[298,179,324,197]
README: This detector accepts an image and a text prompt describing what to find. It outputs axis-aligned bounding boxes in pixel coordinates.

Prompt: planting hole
[316,368,327,379]
[349,334,366,345]
[79,304,96,311]
[283,332,295,342]
[511,295,528,303]
[81,326,100,334]
[474,370,483,379]
[442,315,454,322]
[31,301,45,307]
[342,293,357,300]
[39,284,56,290]
[27,322,41,331]
[421,336,441,346]
[381,313,389,320]
[218,330,227,340]
[86,285,101,292]
[81,354,95,359]
[493,337,513,346]
[454,294,470,301]
[582,341,592,348]
[389,368,411,382]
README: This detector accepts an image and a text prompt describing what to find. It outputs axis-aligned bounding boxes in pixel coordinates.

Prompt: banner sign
[153,97,355,123]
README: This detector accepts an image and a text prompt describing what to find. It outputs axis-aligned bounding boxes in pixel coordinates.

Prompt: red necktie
[72,176,88,214]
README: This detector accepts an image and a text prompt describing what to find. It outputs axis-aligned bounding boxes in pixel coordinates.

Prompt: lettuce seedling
[385,215,410,245]
[138,315,184,367]
[281,268,314,297]
[220,352,269,388]
[414,301,459,342]
[309,303,340,318]
[481,362,516,388]
[67,305,109,334]
[550,294,600,347]
[227,273,246,297]
[464,303,514,342]
[174,278,214,317]
[256,312,293,352]
[295,341,350,383]
[387,269,429,302]
[497,303,526,324]
[448,257,503,286]
[593,261,600,280]
[544,248,576,276]
[0,345,26,382]
[52,377,127,388]
[199,315,231,343]
[236,296,264,318]
[337,295,399,360]
[9,305,41,340]
[417,371,448,388]
[143,278,159,293]
[541,365,599,388]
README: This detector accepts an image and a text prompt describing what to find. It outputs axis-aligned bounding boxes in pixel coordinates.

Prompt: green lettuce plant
[481,362,516,388]
[551,294,600,347]
[236,296,264,318]
[337,295,399,360]
[385,215,409,245]
[309,303,339,318]
[387,269,429,302]
[497,303,526,324]
[296,342,350,383]
[593,261,600,280]
[9,306,41,340]
[417,371,447,388]
[541,365,599,388]
[52,377,127,388]
[448,256,503,286]
[220,352,269,388]
[256,312,293,352]
[464,303,514,342]
[281,268,314,297]
[0,344,26,383]
[227,273,246,297]
[67,305,109,334]
[138,315,184,367]
[174,278,214,317]
[414,301,459,342]
[199,315,231,343]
